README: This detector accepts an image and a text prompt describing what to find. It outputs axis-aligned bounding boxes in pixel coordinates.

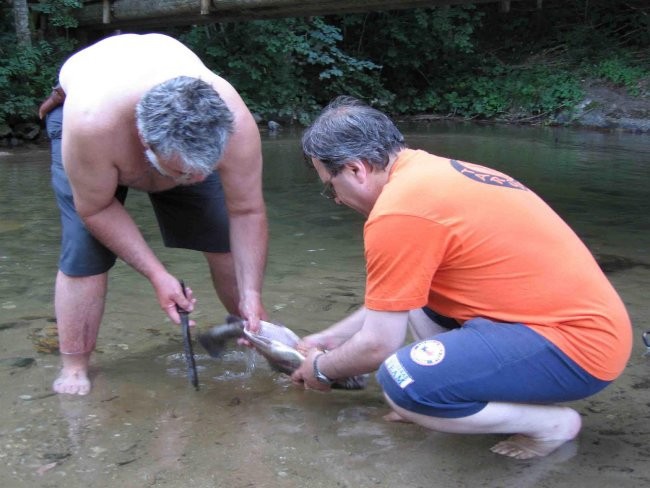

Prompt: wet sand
[0,265,648,488]
[1,128,649,487]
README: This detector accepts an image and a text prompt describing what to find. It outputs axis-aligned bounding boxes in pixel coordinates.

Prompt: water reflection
[0,124,648,487]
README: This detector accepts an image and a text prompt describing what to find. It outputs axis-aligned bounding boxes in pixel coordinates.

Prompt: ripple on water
[158,349,257,382]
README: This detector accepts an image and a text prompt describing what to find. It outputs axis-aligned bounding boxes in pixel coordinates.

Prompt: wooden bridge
[76,0,532,31]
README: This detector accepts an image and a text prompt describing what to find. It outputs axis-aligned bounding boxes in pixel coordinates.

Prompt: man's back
[365,149,632,380]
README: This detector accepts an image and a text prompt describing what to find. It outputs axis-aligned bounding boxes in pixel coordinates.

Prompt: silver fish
[198,315,368,390]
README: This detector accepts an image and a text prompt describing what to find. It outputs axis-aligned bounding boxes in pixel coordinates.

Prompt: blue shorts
[47,106,230,277]
[376,317,610,418]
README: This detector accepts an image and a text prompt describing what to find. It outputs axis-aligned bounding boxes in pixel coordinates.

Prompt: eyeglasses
[320,179,337,200]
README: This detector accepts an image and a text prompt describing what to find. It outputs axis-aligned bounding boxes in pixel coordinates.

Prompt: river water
[0,123,648,487]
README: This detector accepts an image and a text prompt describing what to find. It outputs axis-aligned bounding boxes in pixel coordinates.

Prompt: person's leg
[53,270,107,395]
[384,395,581,459]
[385,308,458,421]
[204,251,239,315]
[408,307,459,340]
[376,318,609,458]
[47,106,123,395]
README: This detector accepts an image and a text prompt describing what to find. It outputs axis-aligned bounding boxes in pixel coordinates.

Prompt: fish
[198,315,368,390]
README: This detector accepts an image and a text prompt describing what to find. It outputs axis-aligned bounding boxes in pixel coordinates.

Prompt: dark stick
[177,280,199,390]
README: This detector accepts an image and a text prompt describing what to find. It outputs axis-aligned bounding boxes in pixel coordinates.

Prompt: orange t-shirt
[364,149,632,381]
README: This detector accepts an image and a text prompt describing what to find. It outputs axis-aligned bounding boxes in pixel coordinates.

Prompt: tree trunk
[13,0,32,49]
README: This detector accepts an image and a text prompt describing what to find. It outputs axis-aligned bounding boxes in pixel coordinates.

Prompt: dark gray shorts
[47,106,230,277]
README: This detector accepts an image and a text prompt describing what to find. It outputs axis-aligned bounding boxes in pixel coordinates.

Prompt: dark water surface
[0,123,648,487]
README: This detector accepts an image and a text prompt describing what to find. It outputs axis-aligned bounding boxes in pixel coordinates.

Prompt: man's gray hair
[301,96,406,175]
[136,76,234,176]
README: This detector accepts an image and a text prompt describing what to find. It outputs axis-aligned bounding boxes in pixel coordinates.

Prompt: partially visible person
[41,33,268,395]
[291,96,632,459]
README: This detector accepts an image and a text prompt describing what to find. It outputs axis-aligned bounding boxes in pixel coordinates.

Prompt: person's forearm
[228,210,268,306]
[317,327,391,379]
[314,310,409,379]
[82,198,166,281]
[312,307,367,349]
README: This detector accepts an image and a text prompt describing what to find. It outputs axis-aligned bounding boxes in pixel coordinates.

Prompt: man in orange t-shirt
[291,96,632,460]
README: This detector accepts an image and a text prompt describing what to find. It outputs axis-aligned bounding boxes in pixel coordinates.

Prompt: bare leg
[381,309,451,421]
[407,308,450,340]
[204,252,239,314]
[384,395,582,460]
[53,270,107,395]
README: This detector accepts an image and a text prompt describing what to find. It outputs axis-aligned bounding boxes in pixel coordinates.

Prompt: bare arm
[291,309,409,390]
[63,123,192,323]
[297,307,367,351]
[217,99,268,330]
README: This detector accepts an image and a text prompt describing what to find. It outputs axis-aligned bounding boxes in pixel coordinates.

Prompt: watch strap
[313,352,333,385]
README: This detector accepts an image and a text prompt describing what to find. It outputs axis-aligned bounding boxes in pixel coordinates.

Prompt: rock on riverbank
[407,80,650,133]
[553,80,650,133]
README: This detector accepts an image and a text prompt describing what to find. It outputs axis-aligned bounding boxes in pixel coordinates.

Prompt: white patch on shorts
[384,354,414,389]
[410,340,445,366]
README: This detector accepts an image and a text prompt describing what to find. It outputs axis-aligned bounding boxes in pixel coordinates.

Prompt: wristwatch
[313,352,333,385]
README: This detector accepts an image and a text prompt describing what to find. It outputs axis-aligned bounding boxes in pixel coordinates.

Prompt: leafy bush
[0,0,647,126]
[30,0,82,29]
[0,1,78,125]
[0,37,75,125]
[589,57,648,95]
[180,17,384,125]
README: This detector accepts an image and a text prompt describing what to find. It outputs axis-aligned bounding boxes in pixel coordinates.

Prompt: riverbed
[0,123,648,487]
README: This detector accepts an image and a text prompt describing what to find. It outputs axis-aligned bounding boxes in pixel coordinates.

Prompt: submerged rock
[0,357,35,368]
[28,324,60,354]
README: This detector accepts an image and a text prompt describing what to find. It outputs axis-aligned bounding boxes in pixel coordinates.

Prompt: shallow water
[0,123,649,487]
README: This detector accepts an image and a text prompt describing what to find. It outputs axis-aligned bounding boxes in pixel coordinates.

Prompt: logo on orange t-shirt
[450,159,528,191]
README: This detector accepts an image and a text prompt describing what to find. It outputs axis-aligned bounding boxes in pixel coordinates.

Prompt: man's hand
[152,272,196,325]
[238,291,267,333]
[291,348,332,392]
[295,332,348,356]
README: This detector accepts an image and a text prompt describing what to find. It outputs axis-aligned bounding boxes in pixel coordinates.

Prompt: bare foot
[490,408,582,459]
[490,435,571,459]
[383,409,414,423]
[53,368,91,395]
[53,353,92,395]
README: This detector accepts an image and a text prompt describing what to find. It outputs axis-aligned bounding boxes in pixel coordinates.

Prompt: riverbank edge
[399,81,650,134]
[2,80,648,149]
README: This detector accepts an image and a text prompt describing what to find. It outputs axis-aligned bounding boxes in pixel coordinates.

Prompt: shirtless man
[43,33,268,395]
[291,96,632,459]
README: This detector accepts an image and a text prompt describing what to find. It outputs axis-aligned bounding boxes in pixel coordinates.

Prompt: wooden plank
[75,0,525,30]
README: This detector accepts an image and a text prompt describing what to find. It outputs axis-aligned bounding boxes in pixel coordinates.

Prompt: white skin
[53,33,268,395]
[290,156,582,459]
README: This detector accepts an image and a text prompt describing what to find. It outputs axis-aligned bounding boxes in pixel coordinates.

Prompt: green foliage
[589,57,648,95]
[0,0,647,126]
[337,7,484,112]
[30,0,82,29]
[435,66,583,119]
[179,18,384,125]
[0,1,78,125]
[0,37,75,125]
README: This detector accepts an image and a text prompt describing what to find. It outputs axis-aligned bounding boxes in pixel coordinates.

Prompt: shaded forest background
[1,0,648,129]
